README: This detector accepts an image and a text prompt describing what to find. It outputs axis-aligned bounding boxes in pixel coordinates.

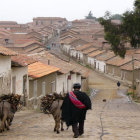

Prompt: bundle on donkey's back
[41,92,66,134]
[0,94,21,132]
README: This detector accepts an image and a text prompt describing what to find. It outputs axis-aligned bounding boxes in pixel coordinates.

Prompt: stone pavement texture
[0,71,140,140]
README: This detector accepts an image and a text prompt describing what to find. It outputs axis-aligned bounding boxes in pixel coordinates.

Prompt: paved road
[0,71,140,140]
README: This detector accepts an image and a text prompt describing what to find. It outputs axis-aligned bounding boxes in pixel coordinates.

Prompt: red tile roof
[82,47,98,55]
[14,39,35,44]
[0,45,17,56]
[12,54,37,67]
[31,51,90,78]
[106,56,132,66]
[76,43,93,51]
[14,40,44,48]
[96,52,115,61]
[60,38,77,45]
[28,61,59,78]
[121,60,140,71]
[88,50,105,57]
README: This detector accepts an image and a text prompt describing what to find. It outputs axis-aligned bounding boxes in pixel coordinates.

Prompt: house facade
[95,52,115,73]
[106,56,132,78]
[87,50,106,68]
[0,46,17,95]
[28,61,59,109]
[11,54,37,106]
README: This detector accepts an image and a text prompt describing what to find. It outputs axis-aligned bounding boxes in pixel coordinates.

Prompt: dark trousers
[72,120,84,136]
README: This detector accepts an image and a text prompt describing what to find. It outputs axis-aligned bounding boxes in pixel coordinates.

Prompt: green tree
[85,11,96,20]
[111,14,122,20]
[99,12,126,57]
[134,0,140,11]
[99,0,140,57]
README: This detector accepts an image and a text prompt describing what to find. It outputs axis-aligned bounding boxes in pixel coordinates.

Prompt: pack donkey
[41,93,66,134]
[0,94,21,132]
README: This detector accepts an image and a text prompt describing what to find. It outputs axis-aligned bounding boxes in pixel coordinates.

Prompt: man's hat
[73,83,81,89]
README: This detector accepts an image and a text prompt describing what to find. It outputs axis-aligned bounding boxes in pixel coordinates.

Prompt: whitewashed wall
[56,72,82,94]
[96,60,106,72]
[56,72,71,93]
[70,49,77,58]
[88,57,94,66]
[62,44,71,54]
[76,75,81,84]
[11,66,28,96]
[77,51,83,61]
[56,74,66,94]
[0,55,11,74]
[71,73,77,87]
[0,55,11,95]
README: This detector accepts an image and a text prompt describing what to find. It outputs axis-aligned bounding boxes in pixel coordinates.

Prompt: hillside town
[0,3,140,139]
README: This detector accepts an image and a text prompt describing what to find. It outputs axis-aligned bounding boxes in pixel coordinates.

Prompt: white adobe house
[87,50,106,68]
[61,43,71,54]
[69,45,82,59]
[56,72,70,94]
[77,51,84,61]
[95,59,106,72]
[11,65,28,95]
[56,71,82,94]
[70,49,83,61]
[11,54,37,106]
[0,46,17,95]
[70,48,77,58]
[95,52,115,73]
[88,56,95,67]
[69,72,82,91]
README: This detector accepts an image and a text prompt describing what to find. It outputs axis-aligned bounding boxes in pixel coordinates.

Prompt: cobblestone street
[0,71,140,140]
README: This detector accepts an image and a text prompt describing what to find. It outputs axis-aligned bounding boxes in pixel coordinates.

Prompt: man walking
[61,83,92,138]
[117,81,121,89]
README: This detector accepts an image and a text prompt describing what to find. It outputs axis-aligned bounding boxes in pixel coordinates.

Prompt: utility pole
[132,55,135,97]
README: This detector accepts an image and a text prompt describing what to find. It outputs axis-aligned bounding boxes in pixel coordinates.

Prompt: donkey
[0,101,14,132]
[41,93,65,134]
[0,94,21,132]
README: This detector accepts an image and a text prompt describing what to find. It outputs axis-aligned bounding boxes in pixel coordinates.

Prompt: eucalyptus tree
[99,0,140,58]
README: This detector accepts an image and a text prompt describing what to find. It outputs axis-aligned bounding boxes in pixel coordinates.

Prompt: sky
[0,0,135,24]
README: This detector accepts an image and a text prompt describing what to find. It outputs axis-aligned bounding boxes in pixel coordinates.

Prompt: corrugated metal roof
[28,61,59,78]
[0,45,17,56]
